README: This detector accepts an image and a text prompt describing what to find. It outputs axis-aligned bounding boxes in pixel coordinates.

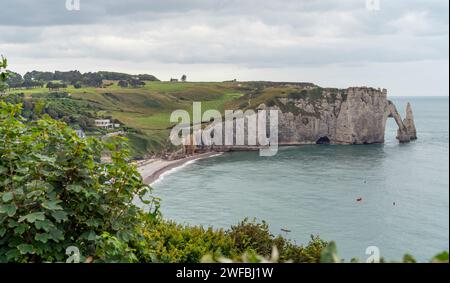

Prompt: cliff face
[196,87,417,154]
[399,102,417,142]
[269,87,417,145]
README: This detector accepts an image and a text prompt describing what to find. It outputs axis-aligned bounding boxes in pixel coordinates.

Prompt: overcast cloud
[0,0,448,96]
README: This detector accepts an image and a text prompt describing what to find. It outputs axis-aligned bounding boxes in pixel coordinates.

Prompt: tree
[23,71,54,82]
[181,74,187,82]
[5,71,24,89]
[137,74,159,81]
[73,82,82,89]
[128,79,145,88]
[0,102,159,262]
[98,71,132,81]
[54,70,82,84]
[81,72,103,87]
[22,80,44,89]
[46,82,67,91]
[46,82,55,91]
[118,80,129,88]
[0,56,8,92]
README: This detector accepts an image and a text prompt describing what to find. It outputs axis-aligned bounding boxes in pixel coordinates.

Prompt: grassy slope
[8,81,245,157]
[8,81,334,158]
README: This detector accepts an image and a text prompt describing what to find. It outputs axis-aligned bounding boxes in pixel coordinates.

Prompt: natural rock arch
[387,101,417,143]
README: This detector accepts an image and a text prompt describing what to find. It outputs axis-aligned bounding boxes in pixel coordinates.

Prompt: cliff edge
[183,86,417,155]
[264,87,417,144]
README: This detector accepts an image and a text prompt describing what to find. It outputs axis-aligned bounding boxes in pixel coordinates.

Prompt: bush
[281,235,327,263]
[137,218,328,263]
[266,98,277,107]
[94,232,139,263]
[228,218,275,257]
[287,88,324,101]
[118,80,129,88]
[0,102,159,262]
[139,220,236,263]
[288,89,308,100]
[227,218,327,263]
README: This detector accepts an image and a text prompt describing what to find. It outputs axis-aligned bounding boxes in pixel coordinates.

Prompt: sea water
[149,97,449,262]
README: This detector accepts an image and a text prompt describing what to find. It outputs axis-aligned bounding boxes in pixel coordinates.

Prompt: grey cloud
[0,0,448,69]
[0,0,225,26]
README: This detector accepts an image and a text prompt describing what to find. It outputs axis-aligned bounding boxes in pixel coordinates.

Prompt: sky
[0,0,448,96]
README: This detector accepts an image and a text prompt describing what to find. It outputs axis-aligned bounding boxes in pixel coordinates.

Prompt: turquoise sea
[151,97,449,262]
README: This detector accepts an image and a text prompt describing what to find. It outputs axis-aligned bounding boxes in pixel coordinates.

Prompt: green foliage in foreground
[204,241,449,263]
[320,242,448,263]
[0,102,159,262]
[139,218,326,263]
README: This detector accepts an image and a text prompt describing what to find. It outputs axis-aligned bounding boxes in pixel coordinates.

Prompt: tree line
[4,70,160,89]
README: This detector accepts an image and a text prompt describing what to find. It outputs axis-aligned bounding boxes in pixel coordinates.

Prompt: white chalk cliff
[271,87,417,144]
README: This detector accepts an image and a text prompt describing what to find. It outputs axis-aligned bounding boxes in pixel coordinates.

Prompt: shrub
[288,89,308,100]
[228,218,275,257]
[94,232,139,263]
[128,217,327,263]
[0,102,159,262]
[138,218,328,263]
[227,218,326,263]
[139,220,235,263]
[281,235,327,263]
[266,98,277,107]
[118,80,129,88]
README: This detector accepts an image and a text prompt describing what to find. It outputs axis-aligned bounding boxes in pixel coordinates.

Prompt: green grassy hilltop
[6,81,247,157]
[5,76,333,158]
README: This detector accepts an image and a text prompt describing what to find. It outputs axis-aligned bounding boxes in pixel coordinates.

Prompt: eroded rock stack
[401,102,417,141]
[202,86,417,150]
[273,87,417,145]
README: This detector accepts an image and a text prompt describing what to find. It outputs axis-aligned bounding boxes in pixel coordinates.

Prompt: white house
[95,119,113,129]
[95,119,121,130]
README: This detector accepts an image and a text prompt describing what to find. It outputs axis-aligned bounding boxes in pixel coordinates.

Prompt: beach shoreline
[138,152,222,185]
[137,145,301,185]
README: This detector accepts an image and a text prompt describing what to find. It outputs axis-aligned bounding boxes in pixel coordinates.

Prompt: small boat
[281,228,291,233]
[356,198,363,202]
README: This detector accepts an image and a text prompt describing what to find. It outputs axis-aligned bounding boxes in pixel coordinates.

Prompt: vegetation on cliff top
[4,80,245,158]
[3,68,351,159]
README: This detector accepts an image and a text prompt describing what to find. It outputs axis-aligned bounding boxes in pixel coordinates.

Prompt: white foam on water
[151,153,223,186]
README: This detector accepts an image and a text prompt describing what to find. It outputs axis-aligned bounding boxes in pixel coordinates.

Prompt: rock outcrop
[211,87,417,147]
[195,87,417,153]
[400,102,417,142]
[273,87,417,144]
